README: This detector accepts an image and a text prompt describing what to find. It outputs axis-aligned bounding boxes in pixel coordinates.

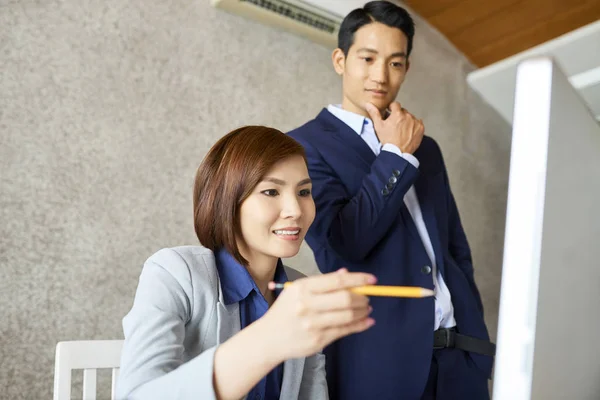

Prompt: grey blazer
[116,245,328,400]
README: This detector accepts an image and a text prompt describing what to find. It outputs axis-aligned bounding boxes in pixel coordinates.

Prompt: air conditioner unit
[210,0,344,48]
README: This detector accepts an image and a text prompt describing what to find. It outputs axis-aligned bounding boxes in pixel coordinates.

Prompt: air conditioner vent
[242,0,338,33]
[212,0,342,48]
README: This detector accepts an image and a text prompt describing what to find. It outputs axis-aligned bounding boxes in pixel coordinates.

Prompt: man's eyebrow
[356,48,407,59]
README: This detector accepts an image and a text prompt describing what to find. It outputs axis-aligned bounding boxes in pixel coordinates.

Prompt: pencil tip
[423,288,435,297]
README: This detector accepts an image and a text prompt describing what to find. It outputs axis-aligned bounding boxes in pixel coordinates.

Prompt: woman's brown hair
[193,126,306,266]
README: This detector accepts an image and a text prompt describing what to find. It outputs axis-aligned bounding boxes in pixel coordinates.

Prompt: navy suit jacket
[288,109,493,399]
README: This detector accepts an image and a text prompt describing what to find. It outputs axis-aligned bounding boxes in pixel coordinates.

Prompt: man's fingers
[402,108,418,119]
[365,102,383,125]
[389,102,402,114]
[418,119,425,134]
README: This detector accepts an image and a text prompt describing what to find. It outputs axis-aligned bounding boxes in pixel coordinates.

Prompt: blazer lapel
[398,203,421,242]
[280,357,306,399]
[315,108,375,170]
[216,299,240,343]
[414,171,444,275]
[213,269,306,398]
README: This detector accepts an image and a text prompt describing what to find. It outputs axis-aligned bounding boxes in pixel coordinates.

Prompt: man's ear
[332,48,346,76]
[406,59,410,73]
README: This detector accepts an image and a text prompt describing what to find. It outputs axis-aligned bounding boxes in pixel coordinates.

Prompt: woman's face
[238,155,315,264]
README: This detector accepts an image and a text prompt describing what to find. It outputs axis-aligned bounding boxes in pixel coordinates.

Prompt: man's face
[333,22,410,117]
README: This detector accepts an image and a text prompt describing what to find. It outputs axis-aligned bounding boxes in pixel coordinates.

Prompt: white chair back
[53,340,123,400]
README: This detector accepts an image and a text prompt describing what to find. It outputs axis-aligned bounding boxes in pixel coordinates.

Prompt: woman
[117,126,377,400]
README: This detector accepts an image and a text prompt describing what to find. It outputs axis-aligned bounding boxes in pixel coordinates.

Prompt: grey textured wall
[0,1,510,398]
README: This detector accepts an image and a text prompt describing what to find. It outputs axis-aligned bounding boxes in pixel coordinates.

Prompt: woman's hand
[260,268,376,363]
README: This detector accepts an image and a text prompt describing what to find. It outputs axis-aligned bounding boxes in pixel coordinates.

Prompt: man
[288,2,495,399]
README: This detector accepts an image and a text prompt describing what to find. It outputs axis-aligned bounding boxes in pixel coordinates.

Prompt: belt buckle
[434,328,454,349]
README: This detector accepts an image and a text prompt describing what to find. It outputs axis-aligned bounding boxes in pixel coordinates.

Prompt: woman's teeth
[273,230,300,235]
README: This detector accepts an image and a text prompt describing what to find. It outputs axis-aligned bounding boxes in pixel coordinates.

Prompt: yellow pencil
[271,282,434,298]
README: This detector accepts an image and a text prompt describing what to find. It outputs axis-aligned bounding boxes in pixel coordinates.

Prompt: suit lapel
[398,203,421,242]
[216,300,305,398]
[316,109,375,170]
[215,276,305,398]
[414,168,444,275]
[216,300,240,343]
[280,357,305,399]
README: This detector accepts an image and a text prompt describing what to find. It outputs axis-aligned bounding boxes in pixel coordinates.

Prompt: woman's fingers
[300,269,377,294]
[302,289,370,313]
[322,317,376,345]
[303,305,373,331]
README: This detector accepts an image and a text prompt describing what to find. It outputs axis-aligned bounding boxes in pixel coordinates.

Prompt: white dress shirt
[327,104,457,330]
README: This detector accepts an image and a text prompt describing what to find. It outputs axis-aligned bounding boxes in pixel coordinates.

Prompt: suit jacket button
[381,188,390,196]
[392,169,401,177]
[388,176,398,184]
[421,265,432,275]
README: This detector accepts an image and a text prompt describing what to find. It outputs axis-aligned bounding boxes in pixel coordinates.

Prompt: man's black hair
[338,1,415,57]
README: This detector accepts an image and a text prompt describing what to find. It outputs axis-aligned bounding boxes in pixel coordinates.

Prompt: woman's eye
[299,189,312,197]
[261,189,279,197]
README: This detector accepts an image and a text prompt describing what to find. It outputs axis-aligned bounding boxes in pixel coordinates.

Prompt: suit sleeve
[116,250,219,400]
[297,137,419,266]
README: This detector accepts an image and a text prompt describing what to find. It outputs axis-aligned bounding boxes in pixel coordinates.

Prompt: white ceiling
[467,20,600,125]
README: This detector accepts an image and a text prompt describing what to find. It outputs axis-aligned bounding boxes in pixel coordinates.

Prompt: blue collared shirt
[215,248,288,400]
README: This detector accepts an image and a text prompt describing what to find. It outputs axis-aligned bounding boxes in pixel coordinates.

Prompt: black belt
[433,328,496,357]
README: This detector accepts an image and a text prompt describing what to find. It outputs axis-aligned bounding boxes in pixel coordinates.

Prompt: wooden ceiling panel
[404,0,600,67]
[469,1,600,66]
[426,0,521,36]
[407,0,461,17]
